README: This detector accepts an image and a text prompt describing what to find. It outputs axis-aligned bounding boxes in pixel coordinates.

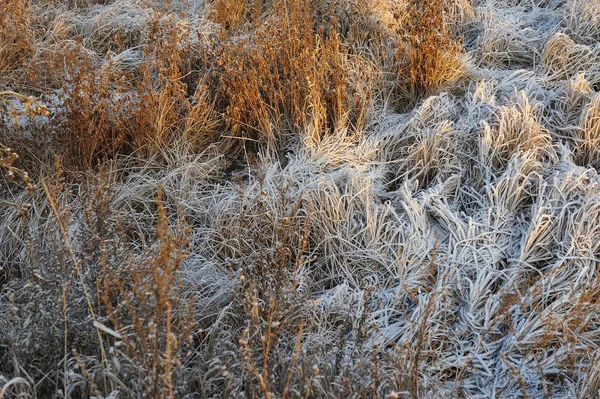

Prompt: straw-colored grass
[3,0,600,398]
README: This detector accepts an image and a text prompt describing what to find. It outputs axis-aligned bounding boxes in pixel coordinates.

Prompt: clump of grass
[0,0,34,84]
[541,32,600,87]
[0,167,199,396]
[0,143,35,201]
[547,73,593,134]
[226,187,313,398]
[216,0,372,150]
[54,14,219,170]
[1,91,45,204]
[567,0,600,45]
[100,187,195,398]
[480,91,555,169]
[211,0,263,31]
[574,95,600,168]
[395,0,466,104]
[476,6,540,68]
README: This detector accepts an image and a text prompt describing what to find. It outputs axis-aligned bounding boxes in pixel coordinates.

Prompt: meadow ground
[2,0,600,397]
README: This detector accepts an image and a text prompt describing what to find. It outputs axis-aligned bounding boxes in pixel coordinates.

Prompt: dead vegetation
[2,0,600,398]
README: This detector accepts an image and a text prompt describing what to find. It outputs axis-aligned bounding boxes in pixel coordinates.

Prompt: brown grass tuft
[0,0,34,87]
[395,0,466,104]
[214,0,375,151]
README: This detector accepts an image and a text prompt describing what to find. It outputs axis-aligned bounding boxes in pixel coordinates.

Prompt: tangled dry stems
[2,0,600,398]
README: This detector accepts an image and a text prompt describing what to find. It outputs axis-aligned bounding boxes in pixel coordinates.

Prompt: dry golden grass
[54,15,211,168]
[1,0,463,167]
[215,0,373,150]
[0,0,34,86]
[4,0,600,398]
[395,0,466,103]
[575,95,600,168]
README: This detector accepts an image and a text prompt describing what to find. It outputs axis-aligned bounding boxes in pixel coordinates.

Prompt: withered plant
[395,0,465,103]
[216,0,372,150]
[0,0,34,85]
[100,187,195,398]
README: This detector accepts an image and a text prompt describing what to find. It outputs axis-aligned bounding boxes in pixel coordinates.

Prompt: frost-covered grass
[2,0,600,398]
